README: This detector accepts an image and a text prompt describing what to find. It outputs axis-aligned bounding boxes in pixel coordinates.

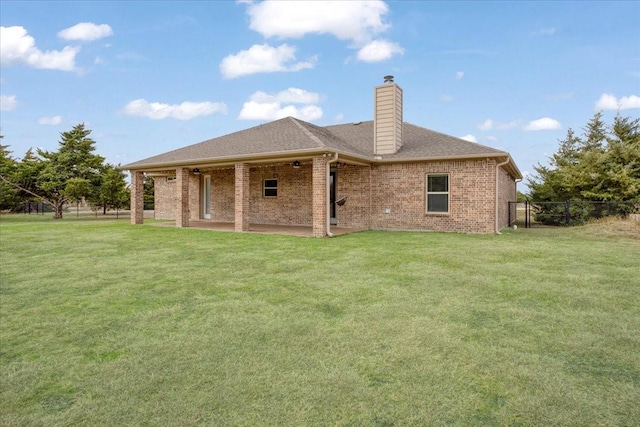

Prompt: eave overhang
[123,149,522,180]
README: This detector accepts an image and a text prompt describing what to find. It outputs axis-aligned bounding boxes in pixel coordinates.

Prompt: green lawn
[1,215,639,426]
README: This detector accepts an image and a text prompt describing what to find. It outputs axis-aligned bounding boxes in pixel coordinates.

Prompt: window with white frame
[426,174,449,213]
[263,178,278,197]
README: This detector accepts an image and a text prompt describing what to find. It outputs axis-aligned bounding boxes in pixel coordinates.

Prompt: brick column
[130,170,144,224]
[312,156,327,237]
[176,167,190,228]
[235,163,250,232]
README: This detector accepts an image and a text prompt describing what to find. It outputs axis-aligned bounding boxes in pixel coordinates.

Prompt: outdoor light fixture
[193,168,200,175]
[292,161,300,169]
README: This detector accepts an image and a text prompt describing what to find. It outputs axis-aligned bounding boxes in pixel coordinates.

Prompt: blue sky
[1,0,639,185]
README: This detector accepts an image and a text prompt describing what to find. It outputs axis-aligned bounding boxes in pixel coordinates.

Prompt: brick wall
[176,168,190,227]
[210,169,235,222]
[188,175,200,221]
[334,163,370,230]
[312,156,327,237]
[497,165,516,230]
[250,163,313,226]
[152,159,516,234]
[154,176,177,219]
[370,160,496,233]
[153,173,202,221]
[130,171,144,224]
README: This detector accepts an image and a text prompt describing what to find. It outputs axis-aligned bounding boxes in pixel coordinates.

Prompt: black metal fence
[509,201,639,228]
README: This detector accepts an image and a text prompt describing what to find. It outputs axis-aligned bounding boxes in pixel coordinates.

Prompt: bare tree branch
[0,174,54,207]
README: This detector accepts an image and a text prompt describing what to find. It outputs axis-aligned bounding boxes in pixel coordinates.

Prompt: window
[263,179,278,197]
[426,174,449,213]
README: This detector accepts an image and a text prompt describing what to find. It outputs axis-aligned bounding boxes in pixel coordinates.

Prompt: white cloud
[478,119,493,130]
[38,115,62,125]
[247,0,389,43]
[122,99,227,120]
[459,134,477,143]
[0,95,17,111]
[243,0,402,63]
[250,87,321,104]
[356,39,404,62]
[219,43,315,79]
[455,71,464,80]
[439,94,454,102]
[477,119,521,131]
[0,26,79,71]
[335,113,345,121]
[594,93,640,110]
[58,23,113,41]
[238,88,323,121]
[524,117,562,131]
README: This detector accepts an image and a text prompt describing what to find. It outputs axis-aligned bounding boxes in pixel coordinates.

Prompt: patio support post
[130,170,144,224]
[312,156,328,237]
[176,167,190,228]
[235,163,250,232]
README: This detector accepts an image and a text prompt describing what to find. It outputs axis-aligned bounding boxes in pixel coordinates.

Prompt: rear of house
[124,77,521,236]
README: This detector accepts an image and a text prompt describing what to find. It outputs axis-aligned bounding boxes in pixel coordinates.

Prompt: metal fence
[509,201,639,228]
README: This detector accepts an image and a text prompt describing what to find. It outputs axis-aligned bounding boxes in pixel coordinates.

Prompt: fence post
[564,200,570,225]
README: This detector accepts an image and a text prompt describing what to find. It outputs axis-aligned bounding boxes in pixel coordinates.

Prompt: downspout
[495,157,510,234]
[326,152,339,237]
[514,178,522,204]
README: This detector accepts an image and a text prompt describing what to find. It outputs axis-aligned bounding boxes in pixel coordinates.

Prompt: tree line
[527,113,640,224]
[0,124,139,219]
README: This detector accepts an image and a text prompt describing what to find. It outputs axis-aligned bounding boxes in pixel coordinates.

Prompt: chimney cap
[383,75,394,83]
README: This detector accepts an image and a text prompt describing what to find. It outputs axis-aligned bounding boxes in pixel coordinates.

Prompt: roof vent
[383,75,394,84]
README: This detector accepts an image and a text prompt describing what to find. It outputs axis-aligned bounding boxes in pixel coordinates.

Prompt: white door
[203,175,211,219]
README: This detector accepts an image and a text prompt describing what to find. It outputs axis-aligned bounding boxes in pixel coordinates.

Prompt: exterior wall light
[193,168,200,175]
[292,161,300,169]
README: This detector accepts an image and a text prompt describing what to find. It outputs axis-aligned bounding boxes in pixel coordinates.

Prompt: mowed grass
[1,215,639,426]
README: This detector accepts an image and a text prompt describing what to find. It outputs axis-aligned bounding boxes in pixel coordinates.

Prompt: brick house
[123,77,522,236]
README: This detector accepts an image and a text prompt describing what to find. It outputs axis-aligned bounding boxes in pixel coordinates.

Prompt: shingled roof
[123,116,521,178]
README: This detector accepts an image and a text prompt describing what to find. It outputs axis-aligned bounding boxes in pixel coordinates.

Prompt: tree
[13,149,47,208]
[143,175,154,210]
[528,113,640,225]
[0,140,20,210]
[36,124,105,218]
[88,164,129,214]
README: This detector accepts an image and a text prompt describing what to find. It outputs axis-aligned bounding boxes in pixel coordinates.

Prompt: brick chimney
[374,75,403,155]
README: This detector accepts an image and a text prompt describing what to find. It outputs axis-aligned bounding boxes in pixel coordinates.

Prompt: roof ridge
[288,117,326,148]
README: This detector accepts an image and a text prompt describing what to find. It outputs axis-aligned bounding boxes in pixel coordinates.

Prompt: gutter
[326,153,339,237]
[121,148,371,172]
[495,157,510,234]
[122,150,522,179]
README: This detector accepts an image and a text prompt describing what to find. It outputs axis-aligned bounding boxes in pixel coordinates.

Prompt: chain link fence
[509,201,639,227]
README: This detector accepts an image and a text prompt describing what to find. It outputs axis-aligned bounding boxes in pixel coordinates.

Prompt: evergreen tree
[88,164,129,214]
[528,113,640,225]
[0,140,20,210]
[37,124,105,218]
[143,175,154,210]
